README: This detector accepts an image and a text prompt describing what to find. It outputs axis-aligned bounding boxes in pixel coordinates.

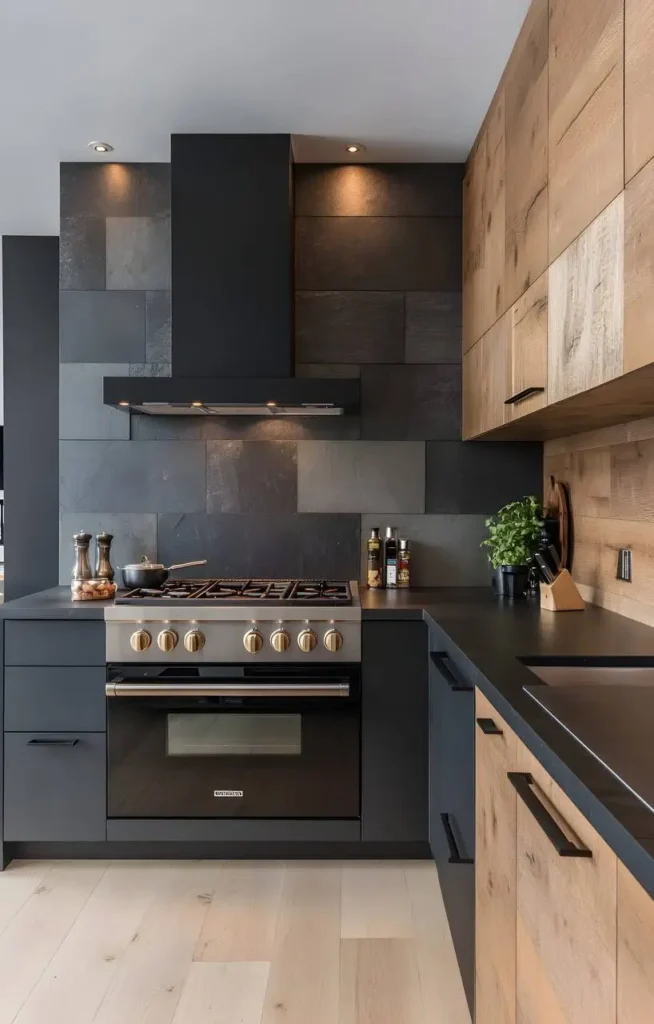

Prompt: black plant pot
[491,566,506,596]
[500,564,529,600]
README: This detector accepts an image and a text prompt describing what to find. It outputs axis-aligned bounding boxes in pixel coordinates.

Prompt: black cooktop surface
[116,578,353,606]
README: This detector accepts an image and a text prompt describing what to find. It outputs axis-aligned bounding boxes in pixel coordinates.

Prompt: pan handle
[165,560,208,571]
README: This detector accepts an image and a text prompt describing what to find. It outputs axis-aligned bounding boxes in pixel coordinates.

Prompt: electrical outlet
[617,548,632,582]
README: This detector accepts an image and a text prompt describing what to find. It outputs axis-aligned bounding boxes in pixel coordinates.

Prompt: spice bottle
[95,532,115,581]
[367,527,383,589]
[384,527,398,589]
[398,538,411,588]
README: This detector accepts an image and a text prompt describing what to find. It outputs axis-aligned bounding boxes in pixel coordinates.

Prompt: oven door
[106,664,360,819]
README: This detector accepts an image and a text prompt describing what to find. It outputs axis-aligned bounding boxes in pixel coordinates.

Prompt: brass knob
[244,629,264,654]
[297,629,317,653]
[157,629,178,652]
[130,629,152,653]
[270,629,291,653]
[184,629,205,653]
[324,628,343,653]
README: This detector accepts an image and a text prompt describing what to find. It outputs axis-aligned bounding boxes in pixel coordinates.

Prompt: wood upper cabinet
[617,862,654,1023]
[548,0,624,261]
[462,310,511,439]
[463,131,487,353]
[504,0,549,307]
[508,272,548,420]
[548,193,624,404]
[625,0,654,183]
[625,156,654,374]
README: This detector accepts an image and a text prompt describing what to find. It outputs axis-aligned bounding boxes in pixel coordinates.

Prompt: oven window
[166,713,302,757]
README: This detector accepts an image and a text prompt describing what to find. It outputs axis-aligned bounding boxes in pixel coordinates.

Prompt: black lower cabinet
[429,650,475,1014]
[4,732,106,841]
[361,620,429,843]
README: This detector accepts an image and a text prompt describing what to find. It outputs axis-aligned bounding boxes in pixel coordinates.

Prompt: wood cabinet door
[625,156,654,374]
[463,312,511,439]
[475,689,518,1024]
[625,0,654,183]
[548,194,624,403]
[548,0,624,261]
[617,861,654,1023]
[515,756,617,1024]
[462,338,483,440]
[508,273,548,420]
[463,132,487,354]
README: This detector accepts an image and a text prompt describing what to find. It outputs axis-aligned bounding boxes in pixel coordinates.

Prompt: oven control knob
[324,628,343,653]
[270,629,291,653]
[158,629,178,652]
[130,629,152,653]
[244,629,264,654]
[297,629,317,653]
[184,629,205,653]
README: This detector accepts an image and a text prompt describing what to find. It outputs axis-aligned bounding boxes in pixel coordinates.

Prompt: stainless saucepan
[120,557,207,590]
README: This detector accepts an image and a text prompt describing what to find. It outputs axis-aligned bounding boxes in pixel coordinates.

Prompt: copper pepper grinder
[95,532,114,582]
[72,530,93,581]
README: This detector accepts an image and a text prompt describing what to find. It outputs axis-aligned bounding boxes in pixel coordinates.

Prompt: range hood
[104,134,359,417]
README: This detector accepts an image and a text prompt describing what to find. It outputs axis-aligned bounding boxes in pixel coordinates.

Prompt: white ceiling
[0,0,530,235]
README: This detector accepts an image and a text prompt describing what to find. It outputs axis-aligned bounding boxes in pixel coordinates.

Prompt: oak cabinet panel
[509,273,548,420]
[462,312,511,439]
[463,132,487,353]
[462,337,483,440]
[625,157,654,374]
[548,0,624,261]
[625,0,654,183]
[617,861,654,1024]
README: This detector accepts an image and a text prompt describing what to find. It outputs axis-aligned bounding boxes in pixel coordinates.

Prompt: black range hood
[104,134,359,417]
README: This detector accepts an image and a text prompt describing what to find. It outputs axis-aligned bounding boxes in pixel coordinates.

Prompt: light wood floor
[0,859,471,1024]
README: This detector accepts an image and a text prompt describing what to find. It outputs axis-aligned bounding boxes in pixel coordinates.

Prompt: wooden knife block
[540,569,585,612]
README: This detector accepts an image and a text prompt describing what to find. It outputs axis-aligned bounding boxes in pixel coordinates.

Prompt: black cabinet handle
[441,813,473,865]
[476,717,503,736]
[507,772,592,859]
[27,738,80,747]
[504,386,545,406]
[430,653,473,692]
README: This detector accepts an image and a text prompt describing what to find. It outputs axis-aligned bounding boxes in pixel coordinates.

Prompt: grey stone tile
[132,412,360,441]
[425,441,543,514]
[295,291,404,363]
[106,216,171,290]
[60,217,106,290]
[157,513,360,579]
[145,290,172,363]
[296,216,462,291]
[60,440,207,513]
[405,292,462,364]
[297,441,424,513]
[360,514,490,586]
[296,364,361,378]
[61,163,170,217]
[361,365,461,440]
[207,441,297,513]
[59,363,131,440]
[295,164,464,216]
[60,291,145,362]
[59,512,157,585]
[128,363,172,377]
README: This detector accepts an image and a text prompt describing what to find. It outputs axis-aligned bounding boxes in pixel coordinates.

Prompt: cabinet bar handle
[476,717,503,736]
[27,738,80,747]
[504,386,546,406]
[507,772,592,858]
[105,682,349,698]
[430,653,473,692]
[441,813,473,865]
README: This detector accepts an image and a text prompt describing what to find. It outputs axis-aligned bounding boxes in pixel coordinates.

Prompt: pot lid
[121,557,165,571]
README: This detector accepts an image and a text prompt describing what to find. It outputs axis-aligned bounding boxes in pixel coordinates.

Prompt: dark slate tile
[129,363,171,377]
[106,216,171,290]
[296,216,462,291]
[295,291,404,363]
[132,412,360,441]
[157,513,360,579]
[361,365,461,440]
[59,363,131,440]
[60,217,106,290]
[425,441,543,514]
[60,291,145,362]
[60,440,206,513]
[405,292,462,364]
[297,441,424,513]
[296,363,361,378]
[59,512,157,585]
[61,163,170,217]
[360,514,489,586]
[207,441,297,513]
[295,164,464,216]
[145,290,172,363]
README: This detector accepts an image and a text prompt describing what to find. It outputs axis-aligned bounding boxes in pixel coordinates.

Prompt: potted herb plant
[481,496,543,599]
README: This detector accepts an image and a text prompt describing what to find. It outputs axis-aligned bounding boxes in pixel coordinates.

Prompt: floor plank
[339,939,425,1024]
[194,862,285,962]
[0,861,55,938]
[172,962,270,1024]
[341,862,413,938]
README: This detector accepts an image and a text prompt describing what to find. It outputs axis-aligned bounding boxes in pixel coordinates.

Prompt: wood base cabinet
[617,862,654,1023]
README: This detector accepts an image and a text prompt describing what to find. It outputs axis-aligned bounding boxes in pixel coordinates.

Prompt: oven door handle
[105,682,351,698]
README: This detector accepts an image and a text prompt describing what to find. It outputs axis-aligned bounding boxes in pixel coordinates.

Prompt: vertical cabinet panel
[548,0,624,261]
[462,311,511,439]
[548,194,624,403]
[625,0,654,183]
[617,861,654,1024]
[625,156,654,374]
[508,272,548,420]
[462,337,483,439]
[463,132,488,353]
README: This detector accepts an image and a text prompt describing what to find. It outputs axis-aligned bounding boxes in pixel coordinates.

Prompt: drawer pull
[441,813,473,865]
[476,717,503,735]
[504,386,545,406]
[27,738,80,747]
[508,772,592,859]
[431,653,473,692]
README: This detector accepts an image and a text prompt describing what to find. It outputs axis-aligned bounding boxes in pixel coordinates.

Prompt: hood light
[88,141,114,153]
[118,400,129,407]
[191,401,204,407]
[346,143,365,154]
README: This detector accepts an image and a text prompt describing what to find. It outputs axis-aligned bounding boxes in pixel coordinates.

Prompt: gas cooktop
[115,578,353,606]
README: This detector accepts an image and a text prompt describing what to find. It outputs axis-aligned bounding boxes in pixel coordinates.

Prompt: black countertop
[0,586,109,618]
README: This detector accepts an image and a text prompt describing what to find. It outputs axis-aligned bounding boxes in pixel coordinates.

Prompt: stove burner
[116,578,353,606]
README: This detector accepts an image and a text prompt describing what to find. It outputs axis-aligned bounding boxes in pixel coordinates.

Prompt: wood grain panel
[568,516,654,610]
[465,312,512,439]
[480,94,506,336]
[463,133,487,353]
[462,338,483,439]
[504,0,548,306]
[548,194,624,403]
[543,447,611,518]
[509,272,548,420]
[544,415,654,456]
[625,156,654,374]
[617,861,654,1024]
[625,0,654,183]
[548,0,624,260]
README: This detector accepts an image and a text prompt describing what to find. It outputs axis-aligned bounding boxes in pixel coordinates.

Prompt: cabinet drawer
[4,732,106,841]
[4,667,106,732]
[4,621,105,666]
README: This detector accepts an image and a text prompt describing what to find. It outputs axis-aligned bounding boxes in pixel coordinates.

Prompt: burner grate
[116,578,352,605]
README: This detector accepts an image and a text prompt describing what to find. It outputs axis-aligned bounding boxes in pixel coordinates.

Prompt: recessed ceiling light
[346,143,365,154]
[118,401,129,407]
[191,402,204,407]
[88,141,114,154]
